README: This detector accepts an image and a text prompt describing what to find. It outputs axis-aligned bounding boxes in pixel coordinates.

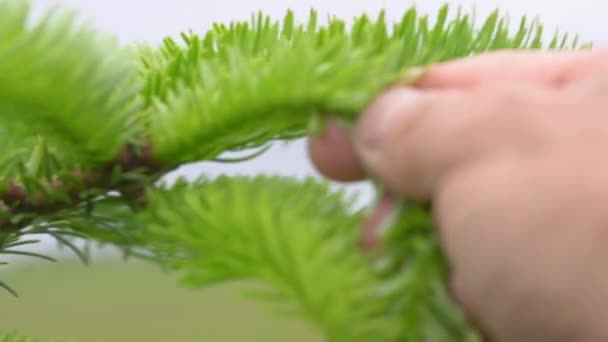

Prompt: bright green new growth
[0,1,585,341]
[0,1,137,167]
[134,176,477,341]
[138,6,577,164]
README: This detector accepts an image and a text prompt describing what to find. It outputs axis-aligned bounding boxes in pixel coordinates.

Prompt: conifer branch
[0,140,165,232]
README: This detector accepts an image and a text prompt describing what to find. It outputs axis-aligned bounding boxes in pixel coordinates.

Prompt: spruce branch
[127,176,478,341]
[0,1,139,164]
[138,5,583,165]
[135,176,399,341]
[0,0,161,233]
[0,1,171,275]
[0,140,162,231]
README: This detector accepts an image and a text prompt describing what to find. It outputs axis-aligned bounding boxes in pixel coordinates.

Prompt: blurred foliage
[0,260,319,342]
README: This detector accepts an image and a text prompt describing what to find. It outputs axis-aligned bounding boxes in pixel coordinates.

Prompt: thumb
[352,86,481,200]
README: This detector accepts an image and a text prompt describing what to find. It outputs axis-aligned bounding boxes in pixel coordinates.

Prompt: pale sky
[22,0,605,255]
[32,0,607,45]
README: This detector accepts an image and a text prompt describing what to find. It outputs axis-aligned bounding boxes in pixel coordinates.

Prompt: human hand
[308,50,608,342]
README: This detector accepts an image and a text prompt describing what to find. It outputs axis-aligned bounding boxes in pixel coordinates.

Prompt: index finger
[414,49,608,90]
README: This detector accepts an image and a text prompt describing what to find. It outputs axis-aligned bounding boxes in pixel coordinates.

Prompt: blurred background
[2,0,606,341]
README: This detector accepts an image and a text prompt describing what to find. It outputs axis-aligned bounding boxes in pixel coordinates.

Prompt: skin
[308,49,608,342]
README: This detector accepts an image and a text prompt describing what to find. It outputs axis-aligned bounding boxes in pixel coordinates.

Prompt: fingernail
[399,67,427,85]
[360,192,399,251]
[357,88,424,150]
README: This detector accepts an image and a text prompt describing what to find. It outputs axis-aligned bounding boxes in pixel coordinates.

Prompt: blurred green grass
[0,259,321,342]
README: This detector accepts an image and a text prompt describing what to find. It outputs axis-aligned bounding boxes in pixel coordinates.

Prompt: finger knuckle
[449,83,548,156]
[473,83,538,129]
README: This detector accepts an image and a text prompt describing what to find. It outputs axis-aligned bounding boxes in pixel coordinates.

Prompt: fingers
[415,49,608,90]
[353,87,460,199]
[309,50,607,183]
[354,83,550,200]
[307,119,366,181]
[307,50,596,257]
[353,81,552,249]
[563,59,608,98]
[360,192,398,250]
